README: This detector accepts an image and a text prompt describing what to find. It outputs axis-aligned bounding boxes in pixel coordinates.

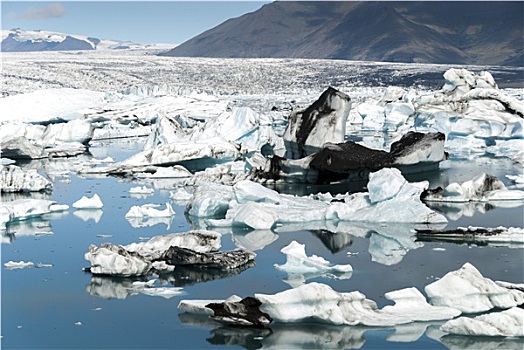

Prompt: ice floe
[73,193,104,209]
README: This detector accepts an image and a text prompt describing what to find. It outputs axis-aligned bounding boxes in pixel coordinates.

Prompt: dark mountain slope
[162,1,523,66]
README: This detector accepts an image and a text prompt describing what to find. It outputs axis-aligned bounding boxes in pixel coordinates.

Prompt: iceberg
[107,137,246,173]
[416,226,524,246]
[206,296,273,327]
[128,186,155,195]
[255,283,460,327]
[161,246,255,270]
[84,243,152,277]
[0,165,53,192]
[283,87,351,159]
[253,131,446,184]
[85,230,226,276]
[440,307,524,337]
[425,262,524,313]
[1,199,68,231]
[73,193,104,209]
[188,168,447,229]
[274,241,353,287]
[125,203,175,218]
[422,173,524,202]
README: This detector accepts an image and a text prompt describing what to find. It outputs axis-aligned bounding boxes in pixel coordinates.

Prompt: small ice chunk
[125,203,175,218]
[73,194,103,209]
[4,261,34,269]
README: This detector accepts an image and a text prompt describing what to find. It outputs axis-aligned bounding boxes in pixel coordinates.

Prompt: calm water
[2,139,523,349]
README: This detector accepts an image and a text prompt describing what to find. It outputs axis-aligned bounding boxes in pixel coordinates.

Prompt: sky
[1,1,271,44]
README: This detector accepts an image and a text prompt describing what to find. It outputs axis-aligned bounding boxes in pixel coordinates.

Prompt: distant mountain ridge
[1,29,164,52]
[161,1,524,66]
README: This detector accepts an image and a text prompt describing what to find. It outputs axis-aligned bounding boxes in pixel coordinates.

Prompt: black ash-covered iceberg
[283,87,351,159]
[84,230,255,276]
[252,131,447,184]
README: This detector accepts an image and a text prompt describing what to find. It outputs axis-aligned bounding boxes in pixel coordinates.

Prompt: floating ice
[1,199,67,230]
[422,173,524,202]
[283,87,351,159]
[73,193,104,209]
[178,295,243,316]
[4,261,35,269]
[425,262,524,313]
[4,261,53,269]
[125,203,175,218]
[84,231,221,276]
[110,137,246,172]
[0,165,53,192]
[128,186,155,195]
[254,131,446,184]
[440,307,524,337]
[416,226,524,246]
[255,283,461,326]
[190,168,447,229]
[124,230,222,261]
[274,241,353,287]
[85,243,152,276]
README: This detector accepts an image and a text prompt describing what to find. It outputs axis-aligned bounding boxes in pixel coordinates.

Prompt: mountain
[1,29,166,52]
[161,1,524,66]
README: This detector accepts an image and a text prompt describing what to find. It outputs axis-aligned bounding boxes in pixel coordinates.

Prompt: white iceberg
[440,307,524,337]
[274,241,353,287]
[425,262,524,313]
[125,203,175,218]
[1,199,68,230]
[112,137,246,171]
[0,165,53,192]
[128,186,155,195]
[73,194,104,209]
[255,283,460,326]
[188,168,447,228]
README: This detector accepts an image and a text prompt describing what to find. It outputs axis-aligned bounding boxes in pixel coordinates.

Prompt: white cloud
[8,3,66,21]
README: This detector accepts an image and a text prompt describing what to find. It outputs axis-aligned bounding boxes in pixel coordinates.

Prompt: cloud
[8,3,66,21]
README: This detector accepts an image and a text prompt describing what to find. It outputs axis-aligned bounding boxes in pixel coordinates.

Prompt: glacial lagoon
[1,51,524,349]
[2,139,523,349]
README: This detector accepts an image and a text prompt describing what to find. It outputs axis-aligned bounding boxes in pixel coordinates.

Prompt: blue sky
[1,1,270,44]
